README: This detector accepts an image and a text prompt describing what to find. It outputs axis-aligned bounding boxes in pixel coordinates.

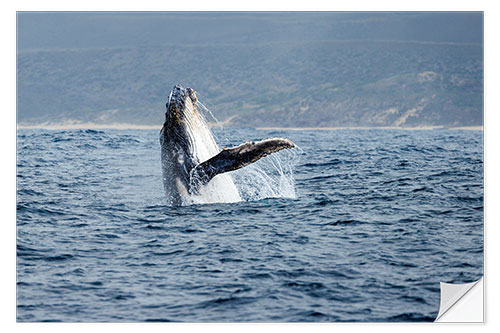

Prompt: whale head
[165,84,198,126]
[161,85,219,176]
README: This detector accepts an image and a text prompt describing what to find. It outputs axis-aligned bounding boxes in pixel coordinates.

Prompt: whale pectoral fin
[190,138,295,188]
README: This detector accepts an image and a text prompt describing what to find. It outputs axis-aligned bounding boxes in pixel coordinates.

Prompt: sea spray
[194,99,299,203]
[195,100,229,147]
[232,148,299,201]
[196,100,221,125]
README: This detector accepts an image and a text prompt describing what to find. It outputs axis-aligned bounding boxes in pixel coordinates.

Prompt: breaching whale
[160,85,295,205]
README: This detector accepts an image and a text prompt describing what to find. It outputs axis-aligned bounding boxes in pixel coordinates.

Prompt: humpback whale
[160,85,295,205]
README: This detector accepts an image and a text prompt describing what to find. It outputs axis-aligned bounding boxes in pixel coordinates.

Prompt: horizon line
[16,122,483,131]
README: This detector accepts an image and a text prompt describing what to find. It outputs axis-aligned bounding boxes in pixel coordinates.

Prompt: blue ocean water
[16,128,483,322]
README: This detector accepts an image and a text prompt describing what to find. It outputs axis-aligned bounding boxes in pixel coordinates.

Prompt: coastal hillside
[17,12,483,128]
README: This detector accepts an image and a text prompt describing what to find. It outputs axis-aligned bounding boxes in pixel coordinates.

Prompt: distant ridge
[17,13,483,128]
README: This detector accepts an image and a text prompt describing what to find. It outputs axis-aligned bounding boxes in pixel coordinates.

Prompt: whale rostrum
[160,84,295,204]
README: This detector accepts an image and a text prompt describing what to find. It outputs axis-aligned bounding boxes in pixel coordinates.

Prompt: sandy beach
[16,122,483,131]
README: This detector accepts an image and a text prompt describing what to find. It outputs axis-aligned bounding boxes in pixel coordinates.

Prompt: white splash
[192,101,299,204]
[232,149,298,201]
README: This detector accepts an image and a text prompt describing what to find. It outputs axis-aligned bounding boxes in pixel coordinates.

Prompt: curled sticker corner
[435,277,483,322]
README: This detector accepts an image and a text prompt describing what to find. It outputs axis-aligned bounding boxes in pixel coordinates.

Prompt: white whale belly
[183,112,242,204]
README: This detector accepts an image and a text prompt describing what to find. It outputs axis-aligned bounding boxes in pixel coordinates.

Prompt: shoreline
[17,122,483,131]
[257,126,484,131]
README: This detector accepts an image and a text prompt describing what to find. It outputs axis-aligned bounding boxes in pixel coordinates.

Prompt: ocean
[16,128,484,322]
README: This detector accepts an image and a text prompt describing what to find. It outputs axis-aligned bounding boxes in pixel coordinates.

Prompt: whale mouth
[166,85,198,124]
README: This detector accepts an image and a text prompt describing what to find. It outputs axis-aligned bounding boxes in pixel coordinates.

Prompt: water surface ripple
[17,128,483,322]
